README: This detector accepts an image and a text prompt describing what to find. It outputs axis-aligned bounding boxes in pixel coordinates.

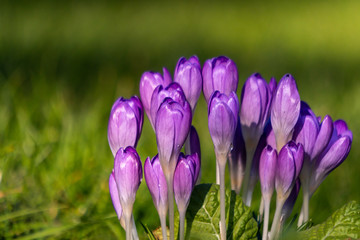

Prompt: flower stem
[302,182,310,223]
[125,213,132,240]
[131,216,139,240]
[166,175,175,240]
[216,162,220,185]
[218,160,227,240]
[269,197,285,240]
[179,209,186,240]
[258,197,264,222]
[262,199,270,240]
[297,206,304,227]
[160,212,167,240]
[242,145,255,206]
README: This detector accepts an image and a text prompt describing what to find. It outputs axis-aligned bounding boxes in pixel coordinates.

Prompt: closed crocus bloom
[156,98,192,177]
[269,77,277,95]
[174,152,199,240]
[155,98,192,240]
[144,155,168,240]
[139,68,172,120]
[270,141,303,240]
[310,120,352,194]
[259,145,277,240]
[271,74,301,152]
[240,73,272,145]
[208,91,239,158]
[259,145,277,200]
[174,56,202,112]
[113,146,142,240]
[109,171,124,227]
[108,96,144,156]
[144,155,168,216]
[150,82,187,129]
[202,56,238,103]
[276,141,303,200]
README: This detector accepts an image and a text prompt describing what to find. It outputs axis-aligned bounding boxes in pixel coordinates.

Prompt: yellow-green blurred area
[1,0,360,239]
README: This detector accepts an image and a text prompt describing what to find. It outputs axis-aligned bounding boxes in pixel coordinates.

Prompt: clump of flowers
[107,55,352,240]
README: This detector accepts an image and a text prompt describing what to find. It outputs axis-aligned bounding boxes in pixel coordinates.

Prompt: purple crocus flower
[173,153,200,210]
[173,152,200,240]
[174,56,202,112]
[155,98,192,177]
[113,146,142,239]
[108,96,143,156]
[202,56,238,103]
[144,155,168,217]
[240,73,273,146]
[139,68,172,120]
[259,145,277,200]
[271,74,301,151]
[150,82,187,130]
[208,91,239,158]
[310,120,352,194]
[276,141,304,200]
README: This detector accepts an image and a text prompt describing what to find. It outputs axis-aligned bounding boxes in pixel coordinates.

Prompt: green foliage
[297,201,360,240]
[152,184,258,240]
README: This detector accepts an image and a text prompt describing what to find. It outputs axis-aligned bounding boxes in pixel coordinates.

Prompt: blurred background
[1,0,359,239]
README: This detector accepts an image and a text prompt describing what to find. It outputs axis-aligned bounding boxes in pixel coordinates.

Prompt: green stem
[302,183,310,223]
[131,216,139,240]
[218,160,227,240]
[258,197,264,222]
[269,197,285,240]
[262,199,270,240]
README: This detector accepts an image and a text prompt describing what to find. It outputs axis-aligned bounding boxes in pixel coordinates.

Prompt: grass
[1,1,360,239]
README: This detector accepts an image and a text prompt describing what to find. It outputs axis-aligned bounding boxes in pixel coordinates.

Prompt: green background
[1,1,359,239]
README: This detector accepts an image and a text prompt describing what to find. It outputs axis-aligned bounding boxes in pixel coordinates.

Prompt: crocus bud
[202,56,238,103]
[269,77,277,95]
[174,56,202,111]
[271,74,301,151]
[150,82,187,129]
[144,155,168,217]
[259,145,277,200]
[156,98,192,178]
[109,171,125,228]
[229,120,246,194]
[276,141,304,200]
[139,68,172,119]
[310,120,352,194]
[185,125,201,160]
[108,96,144,156]
[113,146,142,216]
[208,91,239,160]
[311,115,334,160]
[173,153,199,211]
[240,73,272,146]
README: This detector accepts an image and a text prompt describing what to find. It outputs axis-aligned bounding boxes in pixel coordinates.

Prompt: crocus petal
[174,56,202,111]
[271,74,301,150]
[109,171,122,220]
[113,147,142,209]
[108,97,143,156]
[150,82,186,129]
[144,155,168,213]
[202,56,238,103]
[173,154,195,210]
[311,115,333,159]
[276,143,296,198]
[185,125,201,160]
[259,145,277,198]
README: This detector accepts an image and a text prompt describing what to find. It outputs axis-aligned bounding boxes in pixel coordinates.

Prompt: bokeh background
[1,0,359,239]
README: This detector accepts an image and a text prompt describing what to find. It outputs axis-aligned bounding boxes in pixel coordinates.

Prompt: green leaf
[298,201,360,240]
[173,183,258,240]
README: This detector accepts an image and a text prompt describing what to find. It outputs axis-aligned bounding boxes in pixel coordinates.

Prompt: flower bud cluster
[105,55,352,240]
